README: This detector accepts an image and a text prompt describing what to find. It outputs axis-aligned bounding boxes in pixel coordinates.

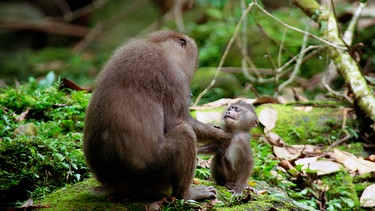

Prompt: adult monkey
[83,30,231,203]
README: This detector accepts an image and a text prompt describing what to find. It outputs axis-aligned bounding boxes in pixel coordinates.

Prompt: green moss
[36,178,314,211]
[0,84,91,207]
[37,178,142,210]
[321,171,359,210]
[255,104,356,145]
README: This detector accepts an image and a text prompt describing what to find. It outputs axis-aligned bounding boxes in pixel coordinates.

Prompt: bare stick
[0,18,89,37]
[326,133,350,151]
[254,3,346,50]
[278,19,310,92]
[73,0,148,53]
[343,2,366,46]
[193,2,255,106]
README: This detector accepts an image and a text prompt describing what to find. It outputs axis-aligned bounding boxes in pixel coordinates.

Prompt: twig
[326,133,350,151]
[138,7,175,35]
[53,0,71,20]
[174,0,186,32]
[278,45,324,75]
[193,2,255,106]
[0,18,89,37]
[254,3,346,50]
[73,23,104,53]
[278,19,310,92]
[276,9,296,95]
[322,65,353,104]
[256,24,278,70]
[239,0,255,83]
[73,0,148,53]
[194,1,343,105]
[234,39,259,82]
[277,27,287,68]
[57,0,109,22]
[343,2,366,46]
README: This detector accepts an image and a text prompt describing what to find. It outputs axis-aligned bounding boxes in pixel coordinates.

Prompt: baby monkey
[197,101,258,195]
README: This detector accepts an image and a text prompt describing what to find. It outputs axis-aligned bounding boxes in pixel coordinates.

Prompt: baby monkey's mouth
[224,115,234,120]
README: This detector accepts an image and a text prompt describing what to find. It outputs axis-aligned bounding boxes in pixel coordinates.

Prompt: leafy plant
[0,79,91,207]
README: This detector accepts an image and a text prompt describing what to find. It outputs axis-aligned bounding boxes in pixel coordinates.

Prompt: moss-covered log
[292,0,375,129]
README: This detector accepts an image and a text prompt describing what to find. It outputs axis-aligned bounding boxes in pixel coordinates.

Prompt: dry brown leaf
[295,157,341,175]
[295,157,318,167]
[276,96,288,104]
[273,145,321,160]
[15,108,30,122]
[60,78,92,92]
[288,145,323,156]
[265,132,284,147]
[253,96,278,105]
[360,184,375,207]
[196,111,222,124]
[366,154,375,162]
[20,198,49,209]
[294,106,313,112]
[292,88,309,102]
[197,157,211,168]
[273,146,301,160]
[279,159,296,172]
[332,149,375,175]
[258,107,278,133]
[21,198,34,208]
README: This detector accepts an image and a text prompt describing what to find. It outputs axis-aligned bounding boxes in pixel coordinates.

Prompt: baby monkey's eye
[179,38,187,46]
[234,107,241,112]
[230,106,241,112]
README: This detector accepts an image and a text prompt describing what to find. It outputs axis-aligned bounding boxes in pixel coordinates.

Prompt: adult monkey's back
[83,30,231,201]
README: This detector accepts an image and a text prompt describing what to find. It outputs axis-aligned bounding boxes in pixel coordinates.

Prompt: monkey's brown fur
[197,101,258,195]
[83,30,231,201]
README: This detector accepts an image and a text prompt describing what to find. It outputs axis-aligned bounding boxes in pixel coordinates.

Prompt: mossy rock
[36,178,315,211]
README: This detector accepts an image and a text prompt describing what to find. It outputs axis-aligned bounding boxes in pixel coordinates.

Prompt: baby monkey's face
[224,102,258,133]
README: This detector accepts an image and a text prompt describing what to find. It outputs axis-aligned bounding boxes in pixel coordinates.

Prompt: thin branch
[254,3,346,50]
[174,0,186,32]
[54,0,109,22]
[277,27,288,68]
[343,2,367,46]
[278,19,310,92]
[0,18,89,37]
[53,0,71,20]
[193,2,255,106]
[322,63,353,104]
[73,23,104,53]
[256,24,278,70]
[234,38,260,82]
[73,0,148,53]
[240,0,256,83]
[326,132,350,151]
[278,45,324,74]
